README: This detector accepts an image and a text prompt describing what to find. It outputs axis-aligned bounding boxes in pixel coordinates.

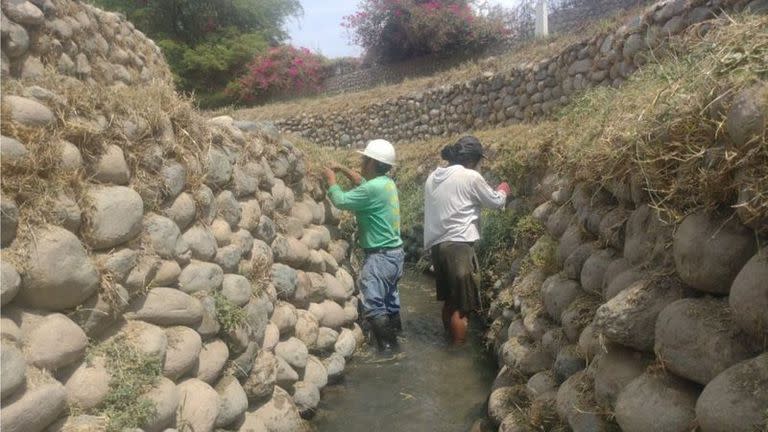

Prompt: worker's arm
[323,167,372,211]
[332,164,363,186]
[471,174,508,210]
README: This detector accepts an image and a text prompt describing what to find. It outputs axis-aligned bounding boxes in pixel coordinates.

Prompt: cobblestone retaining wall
[0,1,361,431]
[481,154,767,430]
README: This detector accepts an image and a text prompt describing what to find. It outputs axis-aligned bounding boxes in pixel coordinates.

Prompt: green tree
[91,0,302,106]
[342,0,506,63]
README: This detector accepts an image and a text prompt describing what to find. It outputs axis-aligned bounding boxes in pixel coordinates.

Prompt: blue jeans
[359,248,405,319]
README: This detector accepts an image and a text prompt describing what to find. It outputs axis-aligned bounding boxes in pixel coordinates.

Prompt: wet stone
[695,353,768,432]
[654,297,755,385]
[554,345,586,383]
[673,211,756,294]
[615,371,699,432]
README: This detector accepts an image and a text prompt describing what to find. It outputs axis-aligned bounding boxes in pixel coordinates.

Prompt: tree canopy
[91,0,303,106]
[342,0,506,64]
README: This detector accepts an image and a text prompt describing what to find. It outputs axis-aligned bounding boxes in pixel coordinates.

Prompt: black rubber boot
[370,315,398,352]
[388,313,402,333]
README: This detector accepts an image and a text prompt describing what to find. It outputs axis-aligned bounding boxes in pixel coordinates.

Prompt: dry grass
[512,269,547,307]
[541,14,767,224]
[240,253,271,295]
[0,70,287,378]
[0,61,274,253]
[528,397,568,431]
[564,294,602,331]
[2,73,201,222]
[227,6,646,120]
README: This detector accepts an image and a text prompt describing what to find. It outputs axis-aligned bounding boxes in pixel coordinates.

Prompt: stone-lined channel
[313,270,495,432]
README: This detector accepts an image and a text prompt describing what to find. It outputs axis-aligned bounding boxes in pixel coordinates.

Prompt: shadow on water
[312,269,497,432]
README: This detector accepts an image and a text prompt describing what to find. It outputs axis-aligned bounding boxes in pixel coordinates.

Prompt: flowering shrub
[231,45,327,103]
[342,0,506,63]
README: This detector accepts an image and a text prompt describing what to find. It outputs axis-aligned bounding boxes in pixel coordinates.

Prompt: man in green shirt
[323,139,404,351]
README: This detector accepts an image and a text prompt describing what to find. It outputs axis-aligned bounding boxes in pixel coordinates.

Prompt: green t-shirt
[327,176,403,250]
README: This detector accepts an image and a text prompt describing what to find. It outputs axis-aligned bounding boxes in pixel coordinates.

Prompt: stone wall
[549,0,650,33]
[478,77,767,430]
[0,0,170,84]
[481,175,767,431]
[0,1,362,431]
[322,53,478,95]
[273,0,760,148]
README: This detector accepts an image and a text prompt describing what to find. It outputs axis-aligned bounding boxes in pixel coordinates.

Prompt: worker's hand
[322,167,336,185]
[496,182,511,196]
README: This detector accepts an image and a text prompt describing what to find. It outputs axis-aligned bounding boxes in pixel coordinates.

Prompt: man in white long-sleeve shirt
[424,135,510,344]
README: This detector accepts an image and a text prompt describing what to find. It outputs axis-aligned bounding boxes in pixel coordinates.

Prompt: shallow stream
[313,270,496,432]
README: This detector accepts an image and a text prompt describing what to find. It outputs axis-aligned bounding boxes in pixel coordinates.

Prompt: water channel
[313,270,496,432]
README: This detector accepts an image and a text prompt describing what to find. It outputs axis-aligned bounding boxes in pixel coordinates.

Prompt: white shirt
[423,165,507,249]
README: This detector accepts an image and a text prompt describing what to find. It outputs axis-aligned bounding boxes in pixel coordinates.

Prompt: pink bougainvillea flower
[235,44,328,102]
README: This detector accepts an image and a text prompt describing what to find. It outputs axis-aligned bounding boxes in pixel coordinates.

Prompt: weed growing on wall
[89,337,162,431]
[213,291,247,333]
[241,255,271,295]
[476,205,547,289]
[524,234,559,276]
[476,208,521,281]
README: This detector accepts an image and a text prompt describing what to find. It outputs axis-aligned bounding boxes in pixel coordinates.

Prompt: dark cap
[455,135,485,159]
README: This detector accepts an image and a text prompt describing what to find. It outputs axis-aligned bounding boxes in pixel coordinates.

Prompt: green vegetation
[513,215,545,249]
[157,30,269,106]
[213,291,246,333]
[90,337,162,432]
[343,0,505,64]
[523,234,558,275]
[90,0,302,107]
[475,208,520,280]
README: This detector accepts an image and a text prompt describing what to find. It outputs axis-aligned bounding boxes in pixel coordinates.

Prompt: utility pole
[535,0,549,37]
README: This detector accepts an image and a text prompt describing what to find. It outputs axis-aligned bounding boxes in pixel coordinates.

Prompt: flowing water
[313,270,496,432]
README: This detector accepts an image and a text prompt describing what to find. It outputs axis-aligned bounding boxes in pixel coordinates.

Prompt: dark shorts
[431,241,481,314]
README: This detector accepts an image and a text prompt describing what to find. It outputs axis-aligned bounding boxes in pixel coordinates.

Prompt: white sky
[286,0,522,59]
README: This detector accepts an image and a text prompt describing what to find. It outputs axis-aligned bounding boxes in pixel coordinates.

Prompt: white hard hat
[357,139,396,166]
